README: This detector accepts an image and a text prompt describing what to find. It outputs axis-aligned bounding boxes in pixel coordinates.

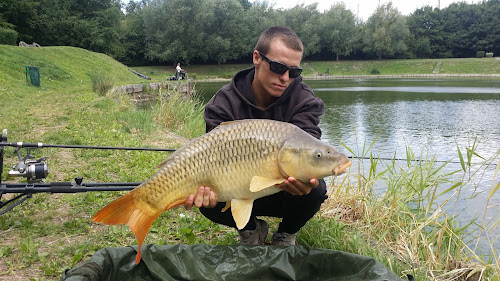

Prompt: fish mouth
[333,160,352,176]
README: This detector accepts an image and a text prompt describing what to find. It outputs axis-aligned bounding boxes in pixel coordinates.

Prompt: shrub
[0,27,17,45]
[476,51,485,58]
[485,52,494,58]
[89,72,114,96]
[370,68,380,75]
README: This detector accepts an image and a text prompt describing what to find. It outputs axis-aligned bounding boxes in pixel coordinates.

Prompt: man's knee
[299,179,328,214]
[309,179,328,202]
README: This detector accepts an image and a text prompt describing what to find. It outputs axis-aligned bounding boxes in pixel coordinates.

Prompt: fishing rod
[0,129,175,215]
[348,155,464,164]
[0,141,176,152]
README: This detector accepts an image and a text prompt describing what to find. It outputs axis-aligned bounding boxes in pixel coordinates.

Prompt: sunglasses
[258,51,302,78]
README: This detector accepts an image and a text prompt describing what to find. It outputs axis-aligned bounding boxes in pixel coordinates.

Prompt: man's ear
[252,50,261,65]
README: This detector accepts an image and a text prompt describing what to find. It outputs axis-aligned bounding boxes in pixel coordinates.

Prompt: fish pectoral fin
[230,199,254,230]
[221,202,231,212]
[249,176,285,192]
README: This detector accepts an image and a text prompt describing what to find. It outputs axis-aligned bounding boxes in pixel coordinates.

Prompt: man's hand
[278,177,319,195]
[184,186,217,210]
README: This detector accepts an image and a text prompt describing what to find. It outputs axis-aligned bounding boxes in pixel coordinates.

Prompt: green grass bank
[0,45,499,280]
[132,56,500,81]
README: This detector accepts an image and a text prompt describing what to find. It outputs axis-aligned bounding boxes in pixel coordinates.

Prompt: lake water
[196,78,500,256]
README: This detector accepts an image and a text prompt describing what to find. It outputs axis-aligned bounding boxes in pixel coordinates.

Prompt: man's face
[253,40,303,98]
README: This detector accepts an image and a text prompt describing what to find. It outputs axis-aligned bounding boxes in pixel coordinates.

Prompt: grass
[0,45,499,280]
[151,90,206,139]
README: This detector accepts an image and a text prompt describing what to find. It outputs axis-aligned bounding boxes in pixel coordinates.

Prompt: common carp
[91,119,351,264]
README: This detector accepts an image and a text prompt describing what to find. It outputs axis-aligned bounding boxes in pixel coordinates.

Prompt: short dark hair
[254,26,303,55]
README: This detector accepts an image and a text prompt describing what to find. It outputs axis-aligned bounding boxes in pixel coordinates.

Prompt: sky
[250,0,478,21]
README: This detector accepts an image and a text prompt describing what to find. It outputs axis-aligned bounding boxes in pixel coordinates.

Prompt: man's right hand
[184,186,217,210]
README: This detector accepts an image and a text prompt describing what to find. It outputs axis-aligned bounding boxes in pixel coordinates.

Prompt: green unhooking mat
[61,244,406,281]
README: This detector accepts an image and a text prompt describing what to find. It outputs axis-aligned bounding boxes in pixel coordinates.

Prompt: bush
[89,72,114,96]
[476,51,485,58]
[370,68,380,75]
[485,52,494,57]
[0,27,17,45]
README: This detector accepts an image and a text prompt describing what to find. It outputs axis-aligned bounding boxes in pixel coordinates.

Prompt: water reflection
[313,80,500,162]
[316,86,500,94]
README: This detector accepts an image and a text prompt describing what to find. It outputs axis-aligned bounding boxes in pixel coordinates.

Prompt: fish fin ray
[221,202,231,212]
[91,190,161,264]
[230,199,254,230]
[250,176,285,192]
[220,120,241,126]
[155,158,173,169]
[165,199,186,211]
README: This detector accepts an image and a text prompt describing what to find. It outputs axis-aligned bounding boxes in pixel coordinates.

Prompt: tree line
[1,0,499,66]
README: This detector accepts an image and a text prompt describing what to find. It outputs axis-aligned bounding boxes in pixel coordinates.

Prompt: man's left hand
[278,177,319,195]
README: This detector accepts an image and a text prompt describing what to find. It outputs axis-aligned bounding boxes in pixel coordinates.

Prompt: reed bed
[314,137,500,280]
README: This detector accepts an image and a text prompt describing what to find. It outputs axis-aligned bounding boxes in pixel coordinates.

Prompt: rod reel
[8,147,49,183]
[1,129,49,183]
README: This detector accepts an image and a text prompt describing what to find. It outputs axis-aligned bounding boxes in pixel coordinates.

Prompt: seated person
[175,63,186,80]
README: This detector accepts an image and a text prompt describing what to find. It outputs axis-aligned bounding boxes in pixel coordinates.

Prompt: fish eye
[315,152,322,158]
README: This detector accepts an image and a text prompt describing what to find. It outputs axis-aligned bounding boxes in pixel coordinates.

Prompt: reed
[317,138,500,280]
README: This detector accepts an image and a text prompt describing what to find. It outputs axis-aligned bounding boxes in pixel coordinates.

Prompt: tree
[237,0,252,10]
[0,27,17,44]
[0,0,38,43]
[118,1,148,66]
[407,6,447,58]
[88,6,124,57]
[30,0,124,57]
[282,4,321,57]
[241,1,282,57]
[143,0,205,64]
[197,0,249,64]
[441,2,479,57]
[363,2,409,59]
[318,3,357,61]
[470,0,500,56]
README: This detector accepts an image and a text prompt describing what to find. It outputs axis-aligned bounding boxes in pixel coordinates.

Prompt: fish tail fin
[91,190,162,264]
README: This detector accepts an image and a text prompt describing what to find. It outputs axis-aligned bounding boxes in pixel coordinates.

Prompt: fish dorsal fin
[220,120,241,126]
[221,202,231,212]
[230,199,254,230]
[250,176,286,192]
[155,158,170,169]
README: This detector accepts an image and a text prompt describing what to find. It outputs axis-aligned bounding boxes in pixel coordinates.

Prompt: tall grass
[151,87,206,139]
[89,71,114,96]
[316,139,500,280]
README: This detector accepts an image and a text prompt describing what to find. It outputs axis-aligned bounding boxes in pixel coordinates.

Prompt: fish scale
[91,119,352,264]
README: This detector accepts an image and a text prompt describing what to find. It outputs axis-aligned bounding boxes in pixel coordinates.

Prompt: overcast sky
[250,0,478,21]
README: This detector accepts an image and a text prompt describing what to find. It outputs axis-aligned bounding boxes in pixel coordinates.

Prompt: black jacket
[204,67,324,139]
